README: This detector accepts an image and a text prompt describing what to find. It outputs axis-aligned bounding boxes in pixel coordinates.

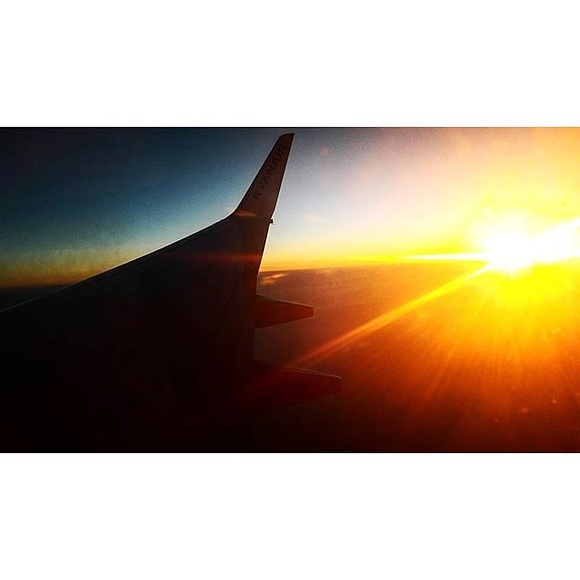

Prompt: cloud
[260,272,288,286]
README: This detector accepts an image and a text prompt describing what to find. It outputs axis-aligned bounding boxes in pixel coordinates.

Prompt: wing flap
[242,361,342,413]
[254,295,313,328]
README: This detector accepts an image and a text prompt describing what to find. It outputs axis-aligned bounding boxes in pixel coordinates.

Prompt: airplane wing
[0,133,341,451]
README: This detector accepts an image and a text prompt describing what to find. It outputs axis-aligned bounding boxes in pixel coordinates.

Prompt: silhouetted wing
[0,133,340,450]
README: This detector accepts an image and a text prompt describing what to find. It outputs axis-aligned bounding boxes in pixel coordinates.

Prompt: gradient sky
[4,127,580,286]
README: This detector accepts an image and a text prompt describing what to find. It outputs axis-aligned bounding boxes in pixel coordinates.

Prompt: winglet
[234,133,294,221]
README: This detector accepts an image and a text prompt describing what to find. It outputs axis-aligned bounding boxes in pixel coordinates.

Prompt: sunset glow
[6,128,580,454]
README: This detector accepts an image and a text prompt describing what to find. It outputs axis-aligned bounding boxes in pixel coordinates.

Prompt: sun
[477,213,580,274]
[401,211,580,277]
[479,218,536,273]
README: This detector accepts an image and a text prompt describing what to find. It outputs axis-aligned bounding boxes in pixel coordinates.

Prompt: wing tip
[274,132,295,149]
[234,133,295,219]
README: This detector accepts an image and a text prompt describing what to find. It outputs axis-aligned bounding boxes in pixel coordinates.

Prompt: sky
[4,127,580,286]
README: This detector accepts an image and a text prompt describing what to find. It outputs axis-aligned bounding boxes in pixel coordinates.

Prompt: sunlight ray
[294,266,488,366]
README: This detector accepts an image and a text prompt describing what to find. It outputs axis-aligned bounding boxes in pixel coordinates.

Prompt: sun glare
[400,211,580,310]
[478,215,580,274]
[479,219,535,273]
